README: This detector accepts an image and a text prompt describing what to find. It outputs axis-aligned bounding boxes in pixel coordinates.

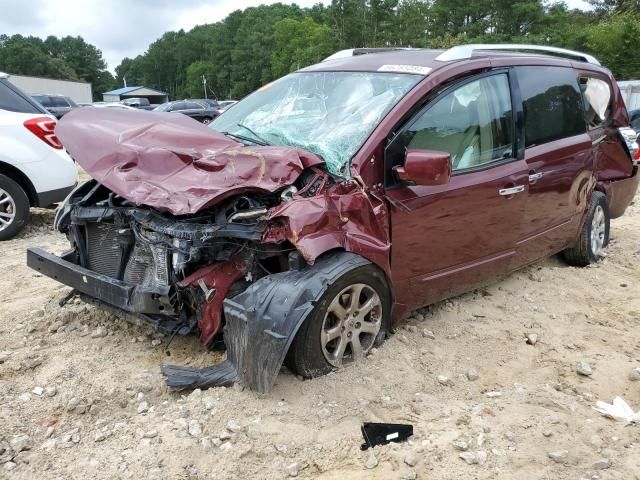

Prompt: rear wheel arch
[0,161,38,206]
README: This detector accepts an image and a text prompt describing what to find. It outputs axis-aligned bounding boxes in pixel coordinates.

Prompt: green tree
[583,14,640,79]
[0,34,113,100]
[184,61,217,99]
[271,17,336,77]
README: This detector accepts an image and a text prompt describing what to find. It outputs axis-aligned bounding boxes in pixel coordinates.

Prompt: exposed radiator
[124,240,169,287]
[86,223,122,278]
[84,223,170,287]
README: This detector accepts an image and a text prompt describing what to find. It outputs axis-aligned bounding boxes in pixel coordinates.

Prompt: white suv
[0,72,77,240]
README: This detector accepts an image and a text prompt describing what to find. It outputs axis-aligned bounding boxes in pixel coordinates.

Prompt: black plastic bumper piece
[161,360,237,389]
[27,247,176,315]
[161,252,371,394]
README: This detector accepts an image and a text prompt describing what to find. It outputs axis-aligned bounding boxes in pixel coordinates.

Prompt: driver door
[385,71,530,307]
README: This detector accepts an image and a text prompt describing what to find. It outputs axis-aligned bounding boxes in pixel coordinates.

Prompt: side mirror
[394,149,451,186]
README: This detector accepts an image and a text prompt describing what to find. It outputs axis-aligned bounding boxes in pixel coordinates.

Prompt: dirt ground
[1,192,639,480]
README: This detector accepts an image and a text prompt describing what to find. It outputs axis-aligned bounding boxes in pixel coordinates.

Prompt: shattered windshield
[210,72,421,176]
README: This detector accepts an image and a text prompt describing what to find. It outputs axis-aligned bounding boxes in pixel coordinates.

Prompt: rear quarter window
[0,81,46,114]
[516,66,586,147]
[579,76,612,129]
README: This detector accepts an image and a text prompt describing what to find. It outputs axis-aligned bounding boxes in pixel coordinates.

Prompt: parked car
[31,94,78,119]
[0,73,77,240]
[27,45,638,393]
[628,108,640,132]
[120,97,155,110]
[153,100,218,124]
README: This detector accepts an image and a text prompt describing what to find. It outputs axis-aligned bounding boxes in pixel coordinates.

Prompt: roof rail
[435,44,600,66]
[323,47,414,62]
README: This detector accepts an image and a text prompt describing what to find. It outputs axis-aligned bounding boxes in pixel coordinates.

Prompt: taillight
[23,117,63,149]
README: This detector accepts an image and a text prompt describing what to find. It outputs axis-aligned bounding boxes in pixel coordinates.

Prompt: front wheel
[202,117,212,125]
[563,191,609,266]
[285,264,390,378]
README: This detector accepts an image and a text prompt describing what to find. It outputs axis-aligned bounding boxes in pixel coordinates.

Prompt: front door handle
[528,172,544,183]
[499,185,526,196]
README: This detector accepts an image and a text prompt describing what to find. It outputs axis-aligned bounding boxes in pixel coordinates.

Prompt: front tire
[563,191,609,267]
[0,174,29,241]
[285,264,391,379]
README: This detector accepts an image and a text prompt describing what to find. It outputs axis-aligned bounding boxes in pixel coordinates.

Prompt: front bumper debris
[27,247,176,315]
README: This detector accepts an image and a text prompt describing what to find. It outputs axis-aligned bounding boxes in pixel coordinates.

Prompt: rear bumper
[37,184,76,207]
[27,247,176,315]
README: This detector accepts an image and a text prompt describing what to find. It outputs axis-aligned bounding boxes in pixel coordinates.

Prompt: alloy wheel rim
[0,188,16,232]
[321,283,382,368]
[590,205,606,256]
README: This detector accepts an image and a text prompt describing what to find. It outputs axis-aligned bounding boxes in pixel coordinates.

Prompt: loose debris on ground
[1,194,639,479]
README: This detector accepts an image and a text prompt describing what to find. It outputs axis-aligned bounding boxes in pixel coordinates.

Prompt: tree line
[1,0,640,102]
[0,34,115,100]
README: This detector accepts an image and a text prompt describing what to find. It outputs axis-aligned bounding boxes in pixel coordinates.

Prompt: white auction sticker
[378,64,432,75]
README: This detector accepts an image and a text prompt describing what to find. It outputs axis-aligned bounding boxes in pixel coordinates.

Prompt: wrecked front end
[28,108,391,394]
[27,171,330,392]
[29,179,269,342]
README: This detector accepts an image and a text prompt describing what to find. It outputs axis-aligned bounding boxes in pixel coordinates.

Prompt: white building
[6,73,92,103]
[102,86,168,104]
[618,80,640,111]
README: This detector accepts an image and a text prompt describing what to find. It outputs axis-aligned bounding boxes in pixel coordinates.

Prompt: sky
[0,0,592,73]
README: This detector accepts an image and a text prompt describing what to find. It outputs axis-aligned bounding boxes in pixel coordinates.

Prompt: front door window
[396,73,514,173]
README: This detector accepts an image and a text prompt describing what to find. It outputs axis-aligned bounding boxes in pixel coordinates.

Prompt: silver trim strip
[435,44,600,65]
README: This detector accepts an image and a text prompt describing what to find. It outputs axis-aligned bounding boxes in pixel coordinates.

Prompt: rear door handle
[499,185,526,196]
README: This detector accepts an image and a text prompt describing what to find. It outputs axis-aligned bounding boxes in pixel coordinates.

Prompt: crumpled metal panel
[264,180,391,279]
[55,108,322,215]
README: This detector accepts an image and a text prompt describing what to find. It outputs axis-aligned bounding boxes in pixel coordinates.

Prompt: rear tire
[563,191,609,267]
[0,174,29,241]
[285,264,391,379]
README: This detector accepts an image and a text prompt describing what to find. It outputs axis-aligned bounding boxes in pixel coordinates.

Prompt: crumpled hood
[56,108,323,215]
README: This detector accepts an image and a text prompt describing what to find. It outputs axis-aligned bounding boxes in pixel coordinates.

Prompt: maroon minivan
[28,44,639,393]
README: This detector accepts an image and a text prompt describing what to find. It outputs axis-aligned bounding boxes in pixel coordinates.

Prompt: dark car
[153,100,218,124]
[217,100,237,113]
[28,44,639,394]
[120,97,155,110]
[628,108,640,132]
[32,94,78,119]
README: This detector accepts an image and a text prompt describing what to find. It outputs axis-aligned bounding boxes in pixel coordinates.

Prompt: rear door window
[184,101,204,110]
[170,102,187,111]
[0,81,46,114]
[516,66,586,147]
